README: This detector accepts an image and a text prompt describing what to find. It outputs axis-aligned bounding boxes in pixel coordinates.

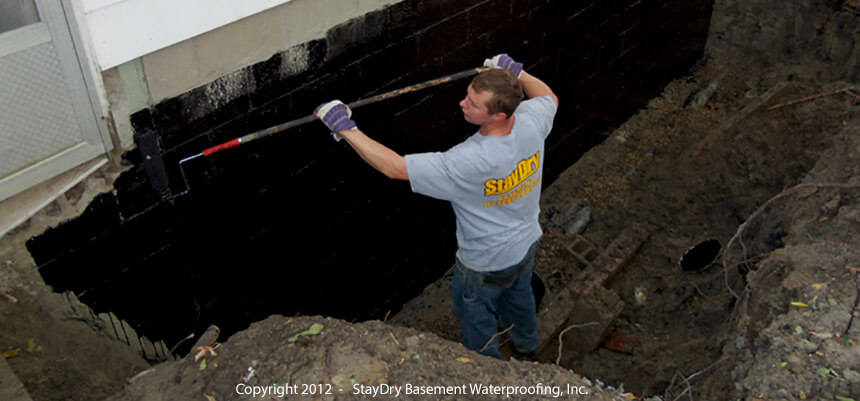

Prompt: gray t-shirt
[405,96,557,272]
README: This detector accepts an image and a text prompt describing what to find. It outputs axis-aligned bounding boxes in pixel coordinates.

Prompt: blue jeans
[451,241,540,359]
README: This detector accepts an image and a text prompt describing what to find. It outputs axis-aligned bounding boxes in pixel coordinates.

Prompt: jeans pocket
[461,275,481,304]
[462,290,480,304]
[457,266,482,304]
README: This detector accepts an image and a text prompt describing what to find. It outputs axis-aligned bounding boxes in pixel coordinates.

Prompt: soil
[1,1,859,400]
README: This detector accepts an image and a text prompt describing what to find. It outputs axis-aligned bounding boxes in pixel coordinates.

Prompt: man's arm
[483,54,559,108]
[337,128,408,180]
[315,100,408,181]
[520,71,559,107]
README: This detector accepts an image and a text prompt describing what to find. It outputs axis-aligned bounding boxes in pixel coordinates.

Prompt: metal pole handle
[196,67,488,158]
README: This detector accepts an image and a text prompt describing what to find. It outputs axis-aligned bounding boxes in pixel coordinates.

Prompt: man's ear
[491,112,509,121]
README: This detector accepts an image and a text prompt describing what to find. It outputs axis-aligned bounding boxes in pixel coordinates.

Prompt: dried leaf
[199,359,207,371]
[620,393,638,400]
[204,394,216,401]
[810,331,833,339]
[794,326,804,335]
[456,357,471,363]
[819,216,829,222]
[811,283,824,290]
[194,346,217,361]
[2,348,20,358]
[0,291,17,303]
[791,302,809,307]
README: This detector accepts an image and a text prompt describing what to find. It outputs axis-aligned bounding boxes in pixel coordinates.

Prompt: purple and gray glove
[314,100,357,142]
[483,53,523,78]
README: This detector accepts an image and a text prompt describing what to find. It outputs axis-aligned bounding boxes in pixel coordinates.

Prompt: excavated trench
[5,1,858,400]
[26,0,716,375]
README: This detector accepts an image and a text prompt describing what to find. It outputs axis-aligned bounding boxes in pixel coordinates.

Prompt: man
[315,54,558,359]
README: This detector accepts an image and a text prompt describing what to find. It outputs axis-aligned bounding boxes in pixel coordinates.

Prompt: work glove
[314,100,357,142]
[483,54,523,78]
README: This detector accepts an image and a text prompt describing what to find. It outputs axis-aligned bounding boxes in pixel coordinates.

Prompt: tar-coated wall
[29,0,714,347]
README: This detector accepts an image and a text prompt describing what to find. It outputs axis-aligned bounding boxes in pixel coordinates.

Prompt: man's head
[459,69,524,126]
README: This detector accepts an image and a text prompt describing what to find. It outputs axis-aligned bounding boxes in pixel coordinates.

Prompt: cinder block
[512,0,546,19]
[142,40,201,103]
[359,38,419,93]
[160,135,214,194]
[140,337,157,360]
[286,75,340,118]
[129,108,153,132]
[466,0,507,39]
[278,0,333,47]
[537,285,624,364]
[536,286,576,344]
[614,4,641,33]
[27,192,121,271]
[415,0,468,27]
[97,312,120,340]
[326,8,388,61]
[385,0,421,41]
[193,8,284,83]
[418,12,468,61]
[155,75,253,150]
[357,0,401,15]
[619,22,640,54]
[322,0,361,29]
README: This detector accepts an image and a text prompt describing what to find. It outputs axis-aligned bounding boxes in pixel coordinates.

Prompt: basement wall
[29,0,715,347]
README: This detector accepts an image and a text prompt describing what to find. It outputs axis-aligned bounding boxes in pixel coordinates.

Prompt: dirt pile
[526,2,860,393]
[0,164,149,401]
[700,119,860,400]
[106,316,621,401]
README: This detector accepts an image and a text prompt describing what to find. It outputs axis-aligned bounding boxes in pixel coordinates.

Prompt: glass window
[0,0,40,34]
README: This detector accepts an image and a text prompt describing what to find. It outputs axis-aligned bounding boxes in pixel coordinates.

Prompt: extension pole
[172,66,488,197]
[181,66,487,160]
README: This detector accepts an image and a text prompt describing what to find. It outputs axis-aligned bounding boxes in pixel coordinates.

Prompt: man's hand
[314,100,357,142]
[483,54,523,78]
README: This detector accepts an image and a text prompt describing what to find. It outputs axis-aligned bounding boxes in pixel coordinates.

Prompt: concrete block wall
[102,0,402,149]
[139,0,399,103]
[29,0,714,346]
